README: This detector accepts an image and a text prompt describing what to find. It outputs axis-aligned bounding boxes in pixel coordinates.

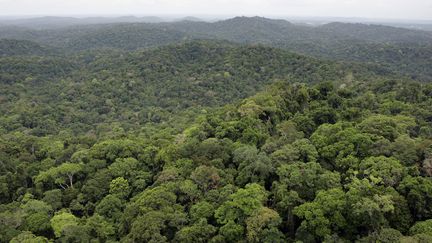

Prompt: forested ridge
[1,17,432,243]
[1,41,386,137]
[1,16,432,81]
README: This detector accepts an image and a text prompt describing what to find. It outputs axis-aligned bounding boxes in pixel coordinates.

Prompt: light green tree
[35,163,83,189]
[50,211,79,238]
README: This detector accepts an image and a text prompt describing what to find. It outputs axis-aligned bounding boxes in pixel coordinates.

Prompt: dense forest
[1,16,432,243]
[1,16,432,81]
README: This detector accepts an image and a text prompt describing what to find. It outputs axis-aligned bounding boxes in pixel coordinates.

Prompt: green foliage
[0,39,57,56]
[20,199,53,235]
[10,231,49,243]
[85,214,115,241]
[189,201,215,222]
[245,207,284,242]
[294,188,347,240]
[409,219,432,236]
[358,156,405,187]
[50,211,79,238]
[398,176,432,220]
[35,162,83,189]
[95,195,124,222]
[358,228,403,243]
[174,219,217,243]
[2,17,432,80]
[275,162,341,201]
[215,183,267,225]
[233,145,274,186]
[42,189,63,210]
[1,27,432,242]
[218,220,244,242]
[109,177,131,199]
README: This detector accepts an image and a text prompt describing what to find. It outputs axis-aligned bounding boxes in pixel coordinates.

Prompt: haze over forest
[1,0,432,20]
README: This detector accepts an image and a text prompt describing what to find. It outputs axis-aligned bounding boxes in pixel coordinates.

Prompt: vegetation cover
[0,18,432,243]
[2,16,432,81]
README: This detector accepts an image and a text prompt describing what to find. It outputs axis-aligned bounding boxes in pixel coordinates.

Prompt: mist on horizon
[0,0,431,21]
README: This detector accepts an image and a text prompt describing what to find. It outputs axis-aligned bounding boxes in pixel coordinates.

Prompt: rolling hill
[1,16,432,243]
[0,40,384,136]
[1,16,431,80]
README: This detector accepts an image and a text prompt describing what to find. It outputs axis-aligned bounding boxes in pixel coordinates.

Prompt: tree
[215,183,267,225]
[10,231,49,243]
[126,185,188,242]
[21,199,53,235]
[292,138,318,163]
[109,177,131,199]
[189,201,215,222]
[391,135,419,166]
[81,169,112,202]
[245,207,284,243]
[35,162,83,189]
[358,156,405,187]
[271,184,304,237]
[190,138,233,166]
[127,212,168,243]
[59,224,90,243]
[310,101,338,125]
[218,220,244,242]
[95,195,124,223]
[0,208,24,242]
[174,218,217,243]
[275,162,341,201]
[375,228,403,243]
[42,189,63,211]
[271,139,318,165]
[108,157,140,178]
[400,234,432,243]
[357,228,403,243]
[108,157,151,193]
[398,176,432,220]
[24,212,52,235]
[90,139,141,163]
[50,211,79,238]
[275,121,304,144]
[345,179,397,234]
[190,165,221,192]
[409,219,432,236]
[271,144,300,165]
[311,123,374,171]
[128,208,188,243]
[294,188,347,241]
[177,179,201,204]
[233,145,274,186]
[358,115,415,142]
[1,39,432,243]
[85,214,115,241]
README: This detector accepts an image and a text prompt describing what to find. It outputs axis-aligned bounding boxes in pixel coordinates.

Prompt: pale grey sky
[0,0,431,20]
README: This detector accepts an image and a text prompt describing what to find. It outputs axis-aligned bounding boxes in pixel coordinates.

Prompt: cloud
[0,0,430,20]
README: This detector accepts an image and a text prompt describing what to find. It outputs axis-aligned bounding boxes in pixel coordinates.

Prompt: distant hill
[2,16,431,47]
[1,16,431,80]
[0,16,165,29]
[318,22,432,43]
[178,16,203,22]
[3,16,431,45]
[0,40,381,133]
[58,24,189,51]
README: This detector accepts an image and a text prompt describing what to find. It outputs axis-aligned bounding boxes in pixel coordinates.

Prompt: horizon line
[0,14,431,23]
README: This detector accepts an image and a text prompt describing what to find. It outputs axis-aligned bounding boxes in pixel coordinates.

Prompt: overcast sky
[0,0,431,20]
